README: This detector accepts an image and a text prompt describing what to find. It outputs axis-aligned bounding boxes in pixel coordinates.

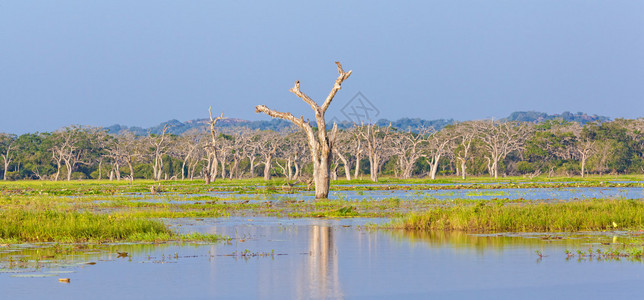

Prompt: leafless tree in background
[257,130,280,181]
[452,122,476,180]
[227,129,250,179]
[358,123,393,182]
[175,129,202,180]
[204,108,225,184]
[390,127,427,179]
[562,123,595,178]
[51,126,86,181]
[421,127,453,180]
[105,136,124,181]
[276,129,307,181]
[350,127,364,179]
[148,124,171,181]
[475,120,533,178]
[217,133,234,180]
[0,133,16,180]
[332,129,356,180]
[89,128,109,180]
[243,130,262,179]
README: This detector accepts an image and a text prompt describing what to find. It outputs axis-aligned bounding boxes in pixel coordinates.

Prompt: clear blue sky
[1,1,643,134]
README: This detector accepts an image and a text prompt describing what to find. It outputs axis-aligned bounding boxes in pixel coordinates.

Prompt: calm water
[2,217,644,299]
[142,186,644,203]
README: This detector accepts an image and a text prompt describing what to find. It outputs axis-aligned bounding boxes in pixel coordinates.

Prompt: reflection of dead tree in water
[305,225,342,299]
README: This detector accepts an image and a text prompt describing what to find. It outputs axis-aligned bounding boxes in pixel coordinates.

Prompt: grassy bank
[389,199,644,232]
[0,209,225,243]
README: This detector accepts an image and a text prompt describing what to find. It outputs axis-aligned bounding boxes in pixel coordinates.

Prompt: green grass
[0,176,641,243]
[0,209,225,243]
[389,199,644,232]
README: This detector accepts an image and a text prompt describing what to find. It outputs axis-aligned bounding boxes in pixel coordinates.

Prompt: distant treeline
[0,116,641,182]
[103,111,608,136]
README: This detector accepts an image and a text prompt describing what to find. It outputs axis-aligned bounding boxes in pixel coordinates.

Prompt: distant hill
[105,118,298,135]
[104,111,611,136]
[503,111,609,124]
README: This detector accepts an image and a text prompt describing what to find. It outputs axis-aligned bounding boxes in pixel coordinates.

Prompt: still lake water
[165,186,643,203]
[2,217,644,299]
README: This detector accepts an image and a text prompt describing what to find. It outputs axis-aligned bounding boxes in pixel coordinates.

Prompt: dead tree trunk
[1,140,13,181]
[53,150,62,181]
[97,157,103,180]
[576,139,595,178]
[262,151,274,181]
[205,107,224,184]
[150,124,170,181]
[256,62,351,199]
[333,149,351,180]
[359,124,391,182]
[248,155,257,178]
[354,141,362,179]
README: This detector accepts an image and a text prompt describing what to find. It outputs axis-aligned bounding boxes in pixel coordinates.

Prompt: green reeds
[0,210,222,243]
[390,199,644,232]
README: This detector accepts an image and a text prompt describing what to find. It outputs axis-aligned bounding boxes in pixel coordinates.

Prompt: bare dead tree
[0,133,16,180]
[421,128,454,180]
[275,129,307,181]
[358,123,393,182]
[217,133,234,180]
[51,146,65,181]
[51,126,85,181]
[243,130,262,178]
[474,120,533,179]
[452,122,476,180]
[148,124,171,181]
[255,62,352,199]
[562,123,595,178]
[175,129,202,180]
[120,131,141,183]
[225,128,249,179]
[257,130,280,181]
[332,129,356,180]
[105,137,125,181]
[188,142,206,180]
[390,127,428,179]
[330,151,342,180]
[349,126,364,179]
[204,107,225,184]
[88,128,110,180]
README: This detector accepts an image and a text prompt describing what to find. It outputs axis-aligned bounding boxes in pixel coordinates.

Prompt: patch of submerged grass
[0,210,225,243]
[390,199,644,232]
[179,232,230,243]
